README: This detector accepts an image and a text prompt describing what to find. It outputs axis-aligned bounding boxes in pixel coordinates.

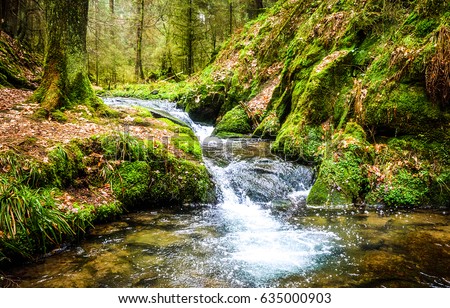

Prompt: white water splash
[103,97,338,284]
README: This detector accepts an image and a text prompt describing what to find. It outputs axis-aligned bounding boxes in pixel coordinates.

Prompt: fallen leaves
[245,75,281,121]
[0,87,191,211]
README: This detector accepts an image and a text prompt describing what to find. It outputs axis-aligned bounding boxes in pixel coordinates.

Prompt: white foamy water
[104,97,338,285]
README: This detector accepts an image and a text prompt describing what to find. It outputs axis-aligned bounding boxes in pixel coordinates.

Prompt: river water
[8,98,450,288]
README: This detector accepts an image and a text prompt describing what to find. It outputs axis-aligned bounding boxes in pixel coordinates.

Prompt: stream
[8,98,450,288]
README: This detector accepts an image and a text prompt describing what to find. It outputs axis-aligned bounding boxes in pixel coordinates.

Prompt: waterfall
[104,97,338,286]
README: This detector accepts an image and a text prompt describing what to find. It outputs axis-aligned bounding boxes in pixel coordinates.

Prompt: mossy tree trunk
[33,0,98,112]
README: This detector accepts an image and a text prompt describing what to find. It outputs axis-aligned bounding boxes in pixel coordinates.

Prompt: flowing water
[7,98,450,288]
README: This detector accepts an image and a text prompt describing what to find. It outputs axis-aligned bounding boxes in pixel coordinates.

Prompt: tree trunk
[186,0,194,75]
[247,0,264,19]
[135,0,145,82]
[0,0,19,36]
[109,0,114,14]
[228,0,233,36]
[33,0,98,111]
[109,0,117,87]
[93,0,100,85]
[254,0,263,10]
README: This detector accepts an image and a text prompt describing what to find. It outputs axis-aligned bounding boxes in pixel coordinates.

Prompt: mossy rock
[184,86,226,124]
[272,122,324,163]
[363,84,441,135]
[212,105,252,138]
[307,175,353,206]
[47,143,85,188]
[307,122,370,207]
[298,50,353,124]
[253,111,280,139]
[112,161,151,207]
[148,158,215,205]
[111,159,214,208]
[307,151,366,207]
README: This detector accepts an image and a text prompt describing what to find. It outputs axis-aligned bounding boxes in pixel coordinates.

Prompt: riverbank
[0,89,214,266]
[149,0,450,209]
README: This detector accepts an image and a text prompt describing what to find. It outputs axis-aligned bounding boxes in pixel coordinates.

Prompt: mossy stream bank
[144,0,449,209]
[0,95,214,267]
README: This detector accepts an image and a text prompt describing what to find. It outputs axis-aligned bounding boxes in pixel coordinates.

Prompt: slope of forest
[180,0,450,208]
[0,31,41,89]
[0,30,214,265]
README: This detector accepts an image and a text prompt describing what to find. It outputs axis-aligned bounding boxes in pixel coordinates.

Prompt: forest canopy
[0,0,277,87]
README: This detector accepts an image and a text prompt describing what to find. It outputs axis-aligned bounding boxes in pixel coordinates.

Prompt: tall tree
[186,0,194,75]
[0,0,20,36]
[135,0,145,82]
[92,0,100,85]
[254,0,263,10]
[109,0,117,86]
[228,0,233,36]
[33,0,98,111]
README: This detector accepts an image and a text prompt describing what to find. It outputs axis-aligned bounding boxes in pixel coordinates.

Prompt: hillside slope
[182,0,450,208]
[0,31,41,89]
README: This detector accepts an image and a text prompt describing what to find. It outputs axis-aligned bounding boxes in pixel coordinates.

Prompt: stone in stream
[146,106,189,127]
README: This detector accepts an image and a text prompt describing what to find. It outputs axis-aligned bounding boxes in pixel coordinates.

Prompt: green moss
[307,173,352,206]
[253,111,280,139]
[94,201,123,222]
[366,135,449,208]
[272,122,324,163]
[112,161,151,207]
[307,122,371,207]
[367,169,429,207]
[364,84,441,135]
[147,157,214,205]
[51,110,68,123]
[415,18,439,37]
[134,106,154,118]
[48,143,85,188]
[307,151,367,207]
[213,105,252,138]
[172,132,203,160]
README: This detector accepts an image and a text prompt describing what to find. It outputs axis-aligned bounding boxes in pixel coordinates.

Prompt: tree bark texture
[135,0,145,82]
[33,0,97,111]
[186,0,194,75]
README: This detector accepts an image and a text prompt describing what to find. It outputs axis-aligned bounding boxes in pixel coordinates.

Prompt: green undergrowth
[0,118,213,265]
[182,0,449,208]
[96,81,193,102]
[0,31,41,89]
[306,122,449,208]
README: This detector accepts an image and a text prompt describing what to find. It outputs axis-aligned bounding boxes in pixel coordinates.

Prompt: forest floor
[0,87,189,213]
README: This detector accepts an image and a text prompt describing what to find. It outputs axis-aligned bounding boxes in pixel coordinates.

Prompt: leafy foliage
[0,178,73,260]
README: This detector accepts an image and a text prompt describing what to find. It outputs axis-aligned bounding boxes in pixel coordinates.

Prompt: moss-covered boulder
[112,157,214,208]
[183,84,227,124]
[365,136,449,208]
[307,122,371,207]
[253,111,281,139]
[212,105,252,138]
